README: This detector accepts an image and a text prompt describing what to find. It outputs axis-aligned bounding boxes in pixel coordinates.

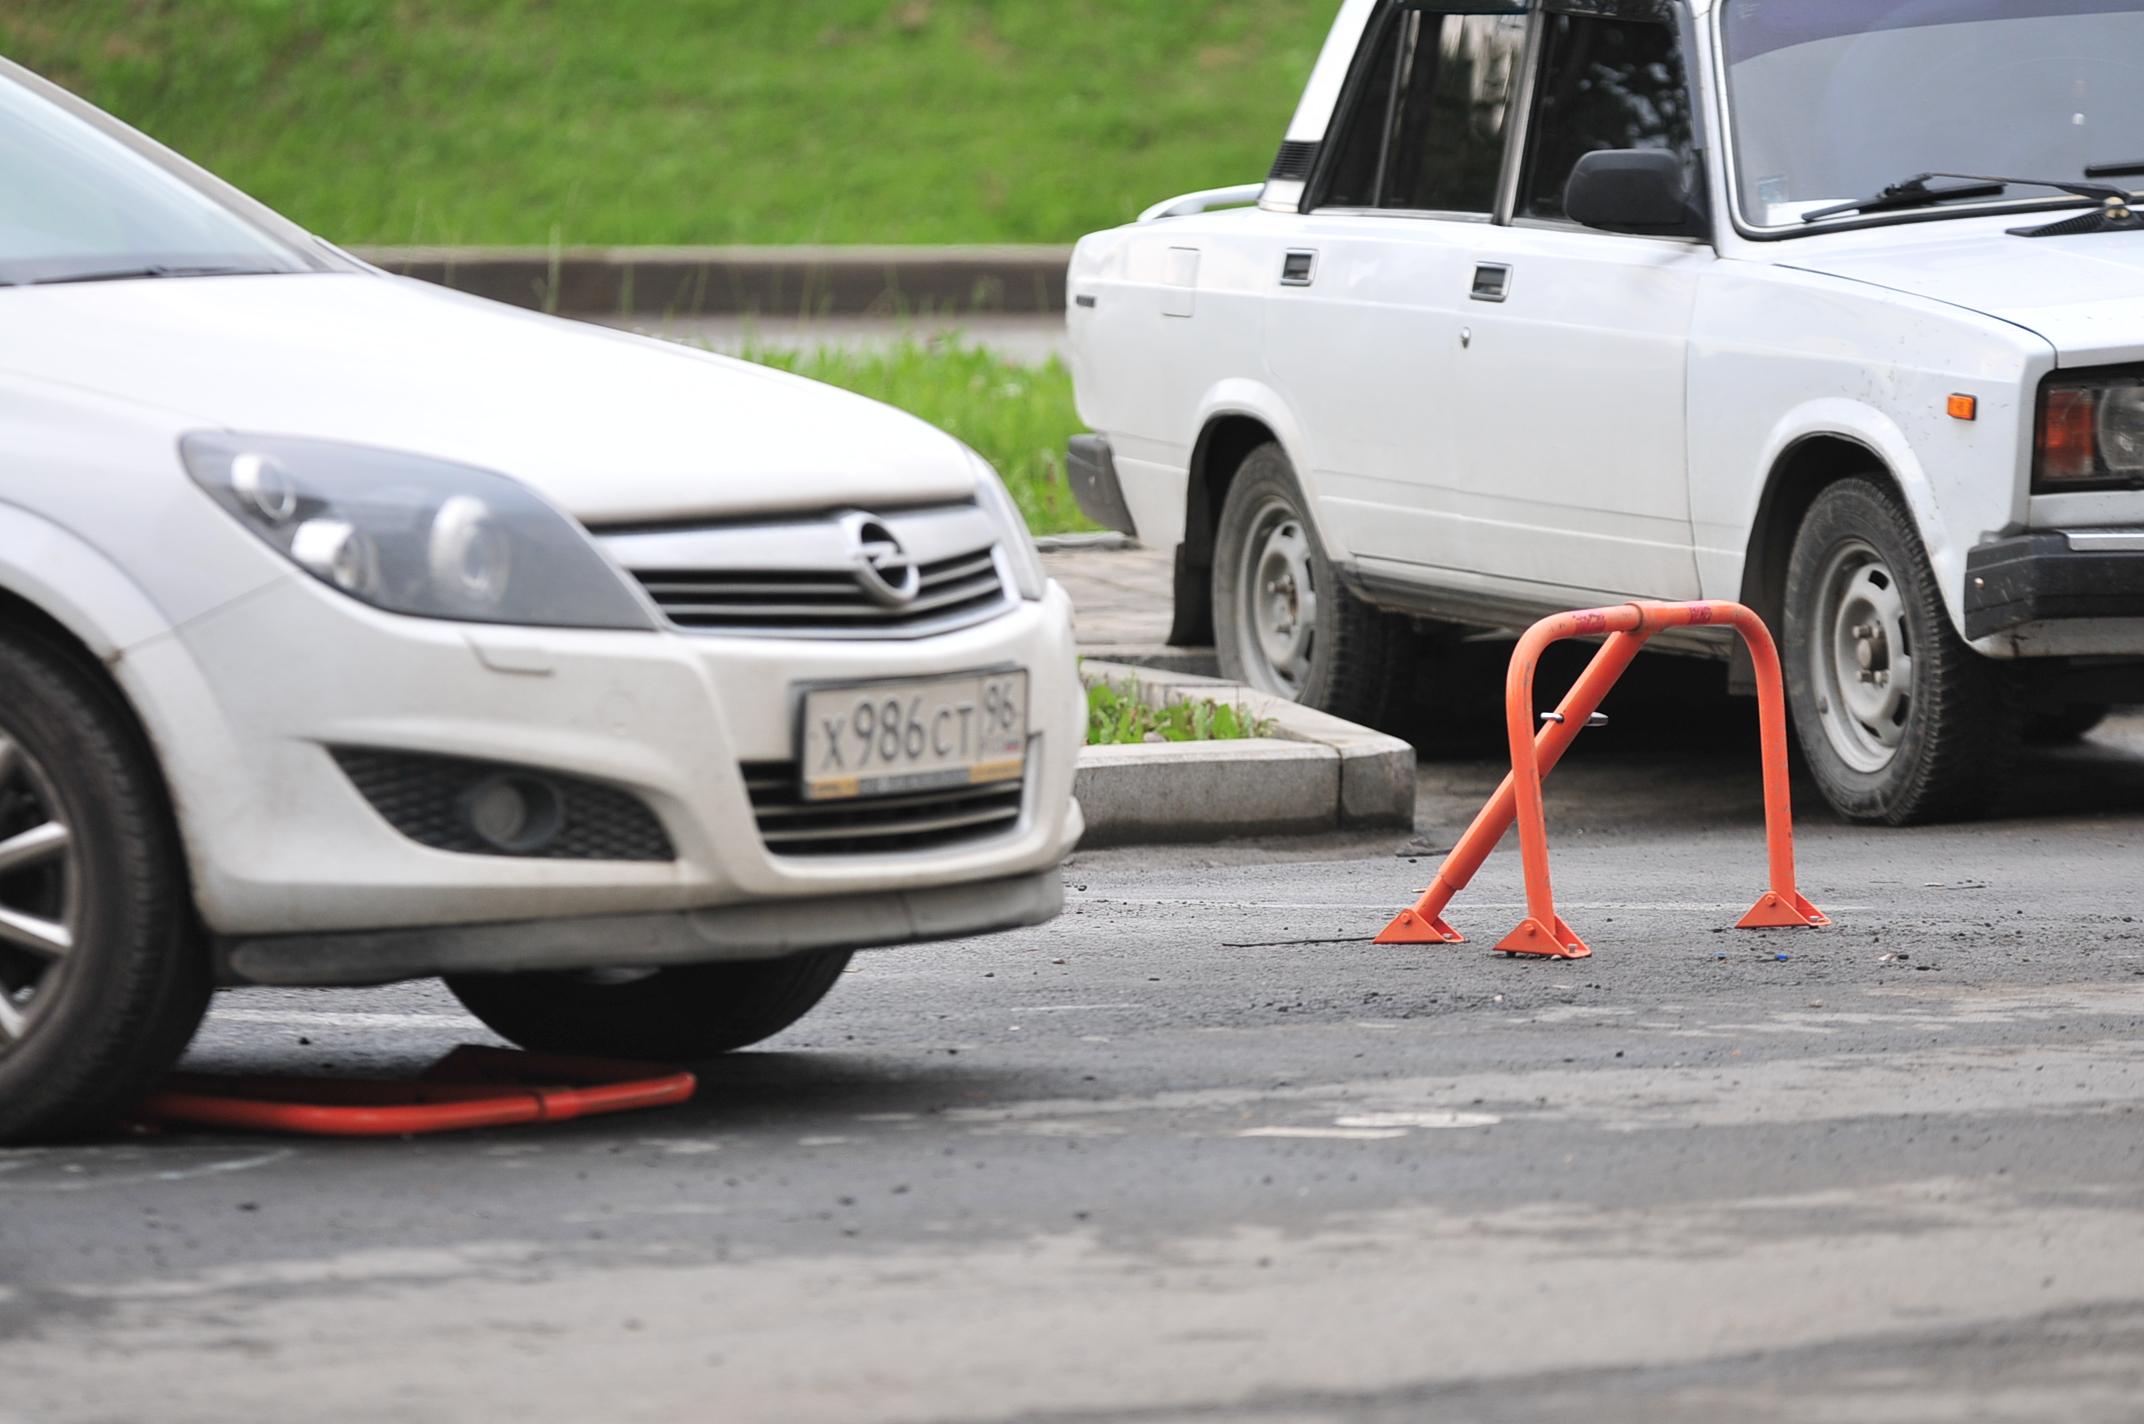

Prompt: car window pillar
[1492,1,1549,226]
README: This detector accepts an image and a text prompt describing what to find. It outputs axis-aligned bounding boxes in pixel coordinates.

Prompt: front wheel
[0,631,210,1142]
[1782,477,2023,825]
[445,951,853,1062]
[1211,443,1410,728]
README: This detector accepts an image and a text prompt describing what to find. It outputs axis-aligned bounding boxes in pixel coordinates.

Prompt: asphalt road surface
[4,687,2141,1424]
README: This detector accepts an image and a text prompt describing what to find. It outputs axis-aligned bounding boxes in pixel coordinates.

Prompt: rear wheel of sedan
[0,631,210,1143]
[1213,443,1411,728]
[1782,477,2024,825]
[445,951,854,1062]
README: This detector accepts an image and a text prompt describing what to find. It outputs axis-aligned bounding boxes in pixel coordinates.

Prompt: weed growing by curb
[1086,679,1274,747]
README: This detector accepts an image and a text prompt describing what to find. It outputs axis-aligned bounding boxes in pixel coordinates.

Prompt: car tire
[1212,443,1409,728]
[445,951,854,1062]
[1782,477,2024,825]
[0,631,211,1143]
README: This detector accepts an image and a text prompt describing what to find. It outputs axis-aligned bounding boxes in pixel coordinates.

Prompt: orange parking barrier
[137,1045,696,1138]
[1378,601,1829,960]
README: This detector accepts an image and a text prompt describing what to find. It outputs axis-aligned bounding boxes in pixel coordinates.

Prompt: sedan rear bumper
[1067,435,1139,537]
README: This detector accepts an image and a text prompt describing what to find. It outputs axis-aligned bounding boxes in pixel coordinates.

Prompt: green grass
[3,2,1333,248]
[1084,677,1275,747]
[743,337,1091,533]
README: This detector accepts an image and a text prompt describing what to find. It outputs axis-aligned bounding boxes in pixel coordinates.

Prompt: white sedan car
[1066,0,2144,827]
[0,60,1084,1140]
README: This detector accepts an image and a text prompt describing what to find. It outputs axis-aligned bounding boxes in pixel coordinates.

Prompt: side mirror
[1564,150,1702,238]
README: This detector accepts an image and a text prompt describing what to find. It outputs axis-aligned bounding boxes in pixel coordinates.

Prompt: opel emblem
[845,514,921,607]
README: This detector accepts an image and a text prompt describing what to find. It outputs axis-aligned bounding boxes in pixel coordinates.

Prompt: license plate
[800,671,1029,802]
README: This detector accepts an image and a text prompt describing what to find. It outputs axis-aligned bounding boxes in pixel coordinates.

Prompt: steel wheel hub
[1236,498,1319,696]
[0,733,78,1051]
[1811,541,1915,774]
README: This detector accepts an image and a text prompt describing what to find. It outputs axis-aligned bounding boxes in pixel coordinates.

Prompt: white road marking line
[208,1009,475,1030]
[635,1139,722,1156]
[1018,1004,1142,1013]
[1238,1127,1409,1142]
[1335,1112,1500,1131]
[0,1149,295,1194]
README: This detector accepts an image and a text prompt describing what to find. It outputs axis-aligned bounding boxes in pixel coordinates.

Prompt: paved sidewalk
[591,312,1067,366]
[1041,541,1217,671]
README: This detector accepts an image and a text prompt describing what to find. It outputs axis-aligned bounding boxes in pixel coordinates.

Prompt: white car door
[1262,3,1531,577]
[1447,2,1706,599]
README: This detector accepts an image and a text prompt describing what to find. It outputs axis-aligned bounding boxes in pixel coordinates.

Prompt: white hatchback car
[1066,0,2144,826]
[0,61,1083,1140]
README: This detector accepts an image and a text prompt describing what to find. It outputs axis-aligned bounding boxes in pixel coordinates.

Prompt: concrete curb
[1078,645,1222,678]
[1075,661,1416,848]
[354,244,1073,318]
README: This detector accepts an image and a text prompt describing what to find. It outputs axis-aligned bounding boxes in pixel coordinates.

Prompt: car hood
[0,273,978,525]
[1785,228,2144,365]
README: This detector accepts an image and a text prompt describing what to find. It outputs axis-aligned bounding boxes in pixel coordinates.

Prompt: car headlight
[2035,374,2144,492]
[182,434,656,630]
[968,449,1048,601]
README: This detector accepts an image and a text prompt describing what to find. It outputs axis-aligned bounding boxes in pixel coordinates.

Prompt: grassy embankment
[5,3,1335,532]
[3,1,1329,248]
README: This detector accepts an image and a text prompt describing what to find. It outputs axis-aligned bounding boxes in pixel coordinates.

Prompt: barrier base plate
[1737,891,1831,930]
[1375,909,1465,945]
[1496,916,1593,960]
[136,1046,696,1138]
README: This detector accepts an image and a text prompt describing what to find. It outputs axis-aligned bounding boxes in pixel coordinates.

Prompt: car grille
[334,750,674,862]
[742,763,1025,858]
[638,547,1004,634]
[599,504,1013,640]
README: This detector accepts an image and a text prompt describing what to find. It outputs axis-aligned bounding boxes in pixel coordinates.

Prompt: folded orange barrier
[1378,601,1829,960]
[138,1045,696,1138]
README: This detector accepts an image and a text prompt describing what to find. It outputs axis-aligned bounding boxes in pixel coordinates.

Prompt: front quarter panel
[0,376,288,638]
[1689,262,2053,638]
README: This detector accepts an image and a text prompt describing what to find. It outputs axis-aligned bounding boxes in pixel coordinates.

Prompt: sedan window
[1720,0,2144,229]
[0,74,314,287]
[1519,10,1696,223]
[1315,4,1529,217]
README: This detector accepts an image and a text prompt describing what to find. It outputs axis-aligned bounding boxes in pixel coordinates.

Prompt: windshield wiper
[2086,160,2144,180]
[19,263,281,287]
[1802,171,2134,225]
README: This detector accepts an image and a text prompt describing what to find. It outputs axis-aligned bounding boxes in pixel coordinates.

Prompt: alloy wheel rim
[0,733,78,1052]
[1235,496,1319,697]
[1810,540,1915,774]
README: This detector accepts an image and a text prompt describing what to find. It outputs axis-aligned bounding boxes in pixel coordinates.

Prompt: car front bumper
[123,570,1086,972]
[223,867,1064,987]
[1965,530,2144,642]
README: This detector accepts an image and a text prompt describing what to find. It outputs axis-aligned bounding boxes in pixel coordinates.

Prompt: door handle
[1281,250,1317,287]
[1470,263,1512,302]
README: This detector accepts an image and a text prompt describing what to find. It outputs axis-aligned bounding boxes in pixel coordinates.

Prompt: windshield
[0,72,317,286]
[1719,0,2144,229]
